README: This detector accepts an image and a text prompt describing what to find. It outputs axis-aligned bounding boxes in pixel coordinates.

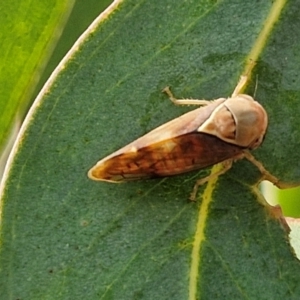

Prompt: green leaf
[0,0,74,154]
[1,0,300,299]
[32,0,113,105]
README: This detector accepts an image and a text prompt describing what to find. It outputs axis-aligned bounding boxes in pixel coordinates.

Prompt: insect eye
[249,136,262,150]
[216,108,236,140]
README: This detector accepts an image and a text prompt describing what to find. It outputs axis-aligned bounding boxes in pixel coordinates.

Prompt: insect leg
[162,87,212,106]
[243,150,300,189]
[231,75,249,97]
[189,160,233,201]
[231,59,257,97]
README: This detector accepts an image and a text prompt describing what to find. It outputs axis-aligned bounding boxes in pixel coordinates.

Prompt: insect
[88,75,280,200]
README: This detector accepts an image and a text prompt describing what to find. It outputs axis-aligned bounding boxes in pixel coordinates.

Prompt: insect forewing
[88,98,244,182]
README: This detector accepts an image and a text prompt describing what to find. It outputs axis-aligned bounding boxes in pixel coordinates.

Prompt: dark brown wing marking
[89,132,243,182]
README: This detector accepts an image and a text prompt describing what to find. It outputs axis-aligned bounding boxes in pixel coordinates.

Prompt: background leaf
[0,0,74,157]
[31,0,112,105]
[1,0,300,299]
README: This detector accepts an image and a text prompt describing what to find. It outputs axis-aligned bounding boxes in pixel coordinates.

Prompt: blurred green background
[32,0,113,103]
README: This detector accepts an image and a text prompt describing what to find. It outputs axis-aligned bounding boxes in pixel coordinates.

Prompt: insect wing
[89,132,243,181]
[88,98,243,181]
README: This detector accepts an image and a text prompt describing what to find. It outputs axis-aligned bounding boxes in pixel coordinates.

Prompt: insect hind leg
[162,86,212,106]
[190,160,233,201]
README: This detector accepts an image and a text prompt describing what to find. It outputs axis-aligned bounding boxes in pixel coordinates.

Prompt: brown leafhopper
[88,75,286,200]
